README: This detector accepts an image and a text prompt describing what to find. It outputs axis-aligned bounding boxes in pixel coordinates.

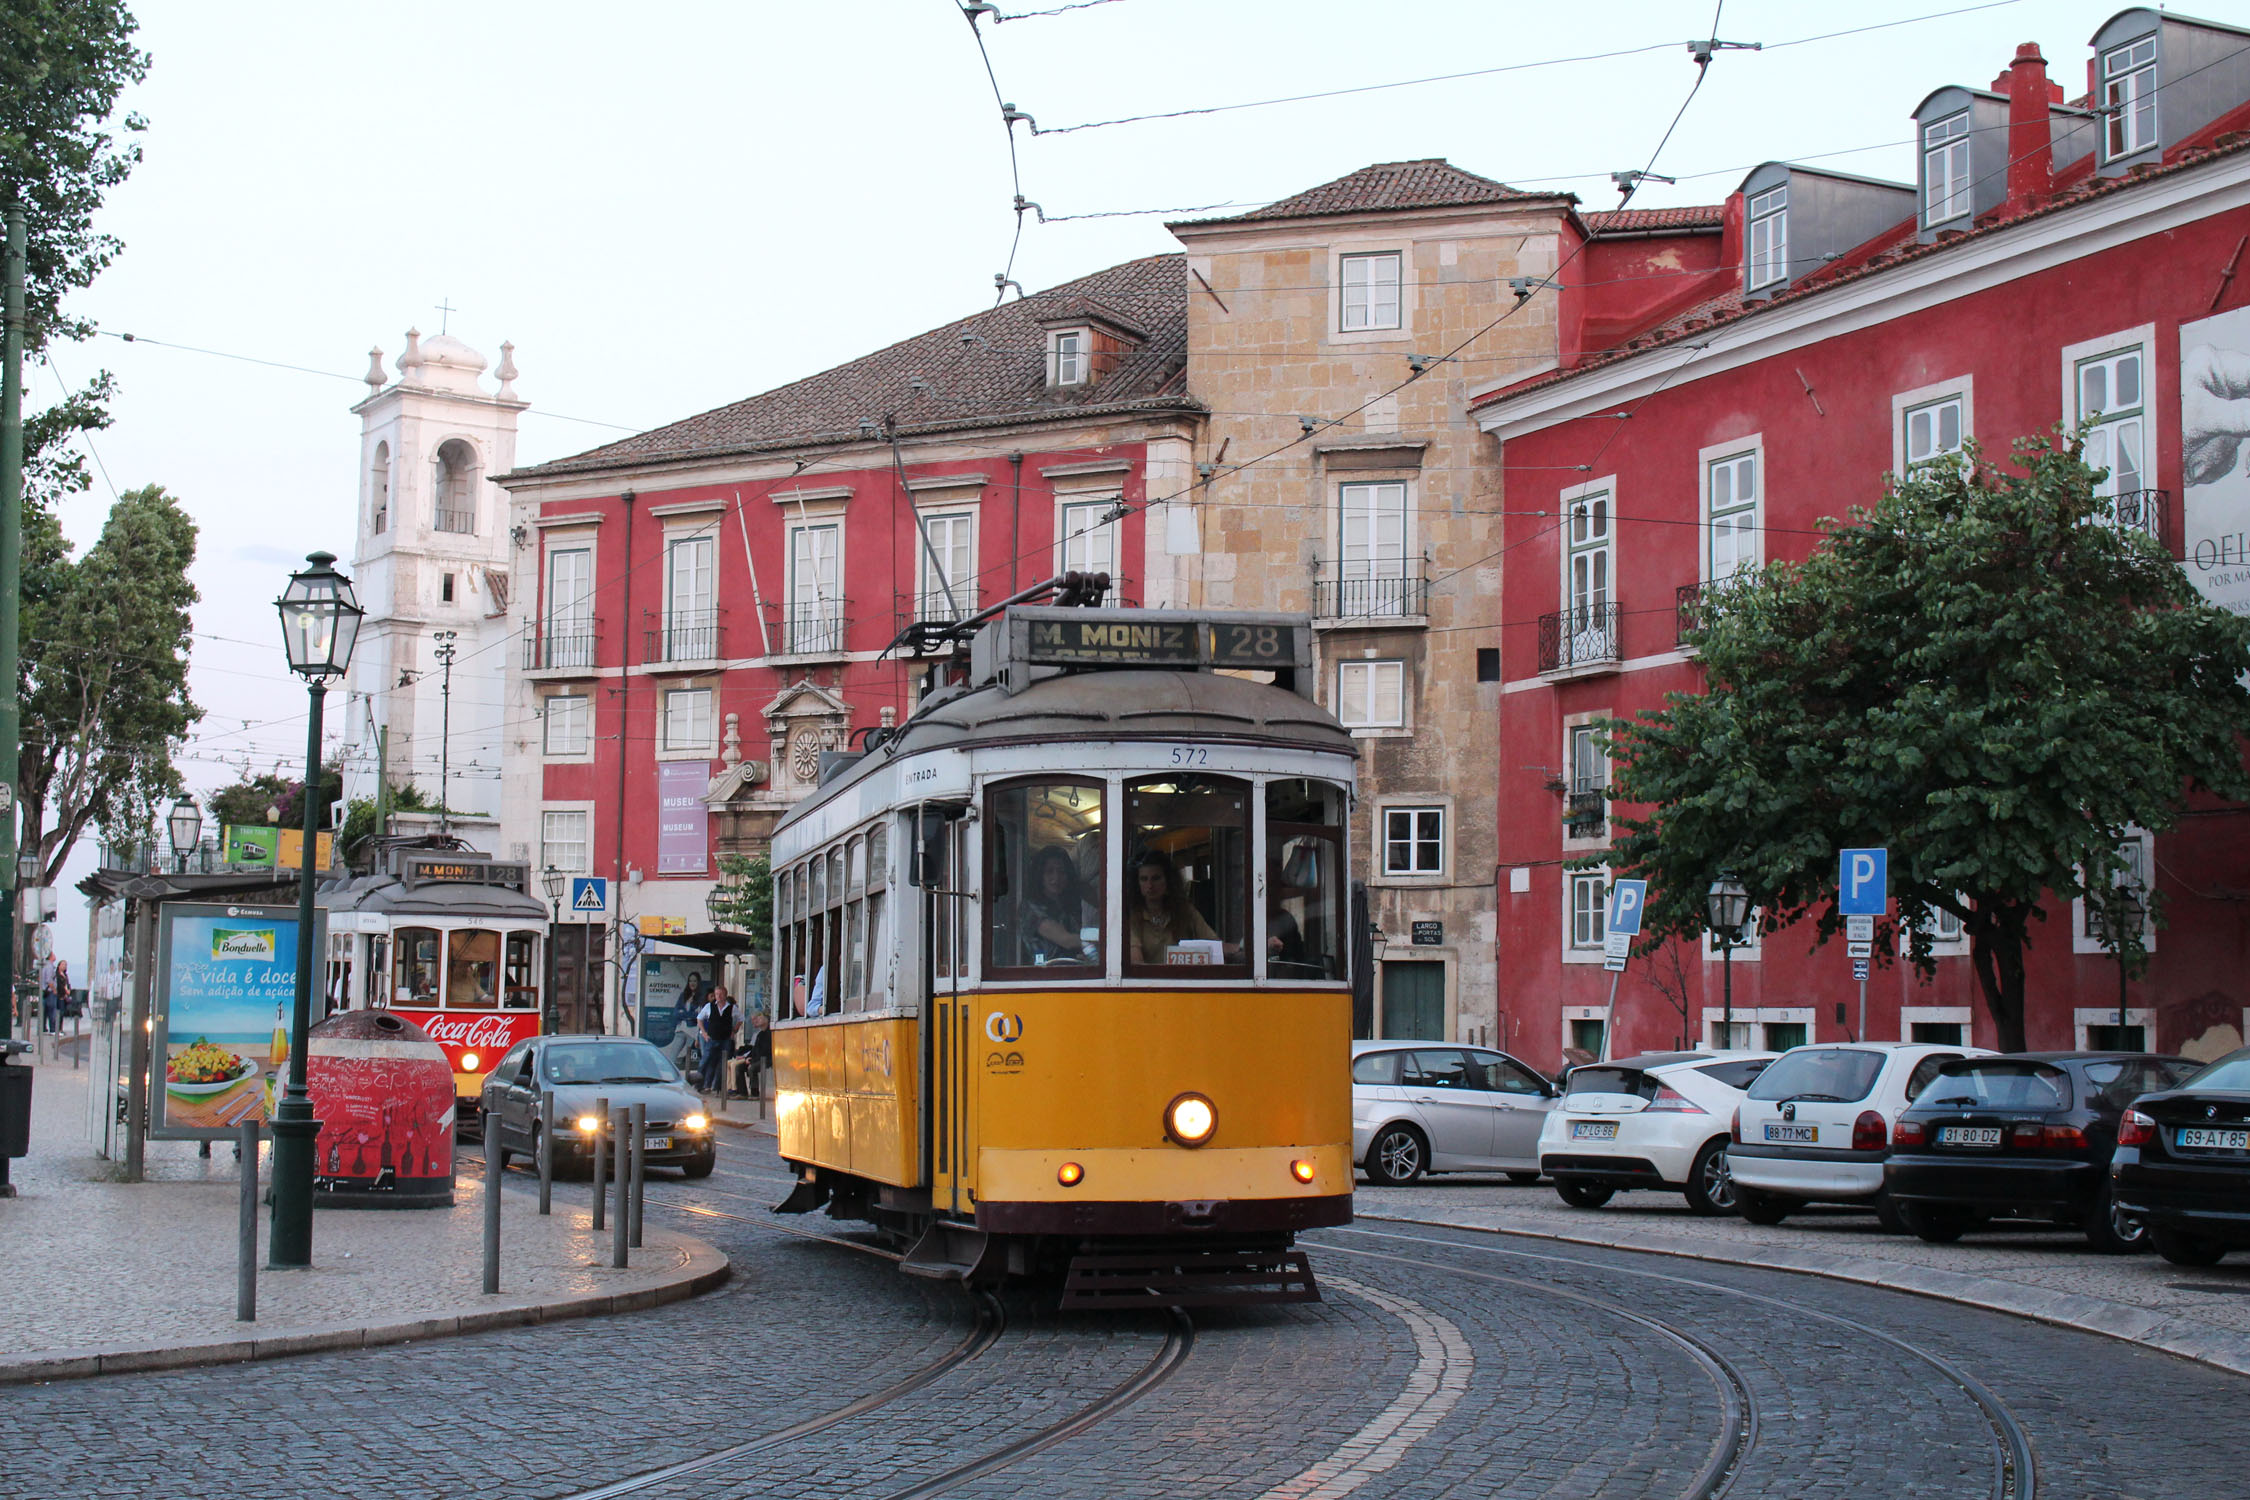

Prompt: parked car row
[1351,1037,2250,1266]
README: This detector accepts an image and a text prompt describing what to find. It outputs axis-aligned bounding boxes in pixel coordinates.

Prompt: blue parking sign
[1838,849,1887,916]
[1606,878,1648,936]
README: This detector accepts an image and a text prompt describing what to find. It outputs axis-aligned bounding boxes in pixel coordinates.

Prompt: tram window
[1266,779,1347,982]
[848,835,866,896]
[448,929,501,1008]
[368,935,391,1007]
[396,928,441,1005]
[868,825,887,890]
[845,898,866,1009]
[1125,775,1250,977]
[504,932,539,1009]
[985,779,1106,981]
[867,891,888,1002]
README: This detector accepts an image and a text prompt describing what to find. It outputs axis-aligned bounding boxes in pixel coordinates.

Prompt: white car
[1539,1051,1776,1215]
[1352,1040,1560,1185]
[1729,1041,1991,1227]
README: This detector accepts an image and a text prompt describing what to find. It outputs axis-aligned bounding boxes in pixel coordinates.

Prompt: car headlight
[1165,1092,1217,1148]
[575,1115,602,1134]
[682,1113,709,1132]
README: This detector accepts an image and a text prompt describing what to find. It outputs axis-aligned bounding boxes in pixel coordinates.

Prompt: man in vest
[696,984,740,1094]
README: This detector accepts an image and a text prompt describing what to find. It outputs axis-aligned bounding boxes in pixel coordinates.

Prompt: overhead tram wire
[954,1,1034,303]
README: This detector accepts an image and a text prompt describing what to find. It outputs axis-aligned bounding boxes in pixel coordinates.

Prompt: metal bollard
[236,1120,260,1321]
[590,1095,609,1231]
[537,1090,554,1216]
[610,1105,630,1269]
[483,1108,502,1295]
[628,1101,645,1249]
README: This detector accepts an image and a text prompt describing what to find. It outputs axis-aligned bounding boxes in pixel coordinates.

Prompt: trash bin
[0,1041,33,1159]
[306,1010,456,1209]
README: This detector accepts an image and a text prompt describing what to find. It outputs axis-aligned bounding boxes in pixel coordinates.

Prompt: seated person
[1018,846,1098,964]
[1128,851,1229,964]
[1266,900,1310,969]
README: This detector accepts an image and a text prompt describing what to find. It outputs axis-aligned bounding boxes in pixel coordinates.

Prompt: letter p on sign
[1606,878,1648,936]
[1839,848,1888,916]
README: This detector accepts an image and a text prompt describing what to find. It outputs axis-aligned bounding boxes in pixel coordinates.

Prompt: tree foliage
[709,854,774,946]
[1604,435,2250,1052]
[337,780,438,864]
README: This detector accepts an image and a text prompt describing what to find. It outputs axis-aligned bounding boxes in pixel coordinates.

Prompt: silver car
[1352,1040,1561,1185]
[479,1034,717,1178]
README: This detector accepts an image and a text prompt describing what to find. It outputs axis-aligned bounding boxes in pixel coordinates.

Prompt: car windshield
[1565,1067,1656,1101]
[542,1041,679,1085]
[1747,1048,1884,1105]
[1918,1060,2072,1111]
[2181,1051,2250,1092]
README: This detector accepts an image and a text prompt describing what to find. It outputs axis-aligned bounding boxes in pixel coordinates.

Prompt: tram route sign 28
[1001,607,1314,677]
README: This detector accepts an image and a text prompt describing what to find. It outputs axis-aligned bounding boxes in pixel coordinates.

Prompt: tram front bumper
[971,1143,1353,1235]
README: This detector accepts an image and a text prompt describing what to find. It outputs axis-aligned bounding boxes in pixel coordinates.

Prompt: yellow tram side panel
[973,988,1354,1206]
[774,1014,920,1188]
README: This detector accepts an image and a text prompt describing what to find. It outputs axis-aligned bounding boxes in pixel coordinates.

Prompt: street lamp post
[167,796,202,875]
[269,551,362,1270]
[1706,872,1750,1050]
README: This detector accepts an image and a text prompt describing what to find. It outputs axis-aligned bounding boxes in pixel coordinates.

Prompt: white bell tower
[344,326,528,853]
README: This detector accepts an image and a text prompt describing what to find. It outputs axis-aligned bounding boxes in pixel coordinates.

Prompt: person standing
[53,959,72,1032]
[697,984,740,1094]
[37,953,59,1035]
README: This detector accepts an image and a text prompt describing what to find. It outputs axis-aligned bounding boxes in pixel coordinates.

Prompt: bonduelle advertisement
[152,901,316,1138]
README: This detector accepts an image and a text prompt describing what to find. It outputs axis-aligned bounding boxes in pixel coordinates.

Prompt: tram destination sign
[401,855,530,891]
[995,607,1314,683]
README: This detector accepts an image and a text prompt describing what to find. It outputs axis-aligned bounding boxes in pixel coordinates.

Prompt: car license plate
[1937,1126,2002,1147]
[644,1135,672,1151]
[1571,1121,1619,1141]
[1763,1123,1818,1143]
[2178,1127,2249,1151]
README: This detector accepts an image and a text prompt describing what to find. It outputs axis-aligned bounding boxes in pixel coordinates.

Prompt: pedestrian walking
[697,985,740,1094]
[38,954,59,1035]
[53,959,72,1032]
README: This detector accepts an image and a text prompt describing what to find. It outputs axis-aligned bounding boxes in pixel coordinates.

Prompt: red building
[1472,11,2250,1068]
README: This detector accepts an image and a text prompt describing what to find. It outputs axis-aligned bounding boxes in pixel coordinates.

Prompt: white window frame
[1900,1005,1973,1045]
[1899,897,1970,959]
[665,531,717,624]
[786,518,843,654]
[2074,1006,2155,1052]
[1747,185,1788,289]
[545,543,595,635]
[1338,250,1403,333]
[1337,480,1412,615]
[1381,805,1445,878]
[2073,828,2157,955]
[1048,328,1089,387]
[541,804,594,875]
[1699,437,1763,585]
[2101,35,2158,162]
[1056,494,1121,580]
[1891,376,1974,473]
[1562,712,1610,852]
[2062,324,2158,509]
[541,693,592,762]
[660,686,716,757]
[1558,476,1615,666]
[369,440,390,535]
[916,508,978,620]
[1701,908,1762,962]
[1922,111,1972,227]
[1563,866,1609,965]
[1702,1004,1812,1050]
[1335,658,1406,733]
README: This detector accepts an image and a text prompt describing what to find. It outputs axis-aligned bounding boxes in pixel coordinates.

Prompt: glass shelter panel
[1266,779,1346,982]
[986,780,1106,979]
[1125,775,1250,977]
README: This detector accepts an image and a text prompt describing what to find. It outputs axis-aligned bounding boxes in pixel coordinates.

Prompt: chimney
[1719,190,1746,286]
[2006,42,2055,213]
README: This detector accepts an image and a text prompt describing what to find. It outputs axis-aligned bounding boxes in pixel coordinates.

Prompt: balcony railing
[1313,564,1429,622]
[433,507,475,534]
[778,603,848,656]
[900,586,983,628]
[526,618,600,671]
[1564,786,1608,838]
[1538,601,1621,674]
[1676,582,1704,646]
[645,611,723,664]
[2100,488,2168,552]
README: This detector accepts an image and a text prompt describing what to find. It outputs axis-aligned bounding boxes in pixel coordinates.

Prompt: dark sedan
[1885,1052,2198,1252]
[478,1035,718,1178]
[2112,1046,2250,1266]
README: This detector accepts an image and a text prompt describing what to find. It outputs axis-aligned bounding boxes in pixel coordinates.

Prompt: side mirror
[911,805,966,889]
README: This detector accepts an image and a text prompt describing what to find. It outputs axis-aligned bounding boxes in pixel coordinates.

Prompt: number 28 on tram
[767,607,1357,1306]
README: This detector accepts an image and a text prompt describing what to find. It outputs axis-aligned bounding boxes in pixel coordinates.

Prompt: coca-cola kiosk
[317,847,549,1114]
[308,1008,457,1208]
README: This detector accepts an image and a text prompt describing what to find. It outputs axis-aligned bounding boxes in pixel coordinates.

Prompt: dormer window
[1747,186,1788,289]
[1923,112,1971,226]
[1048,328,1089,387]
[2102,37,2157,161]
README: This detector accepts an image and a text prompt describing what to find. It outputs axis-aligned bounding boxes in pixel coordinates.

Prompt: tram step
[902,1224,1004,1282]
[1059,1246,1321,1309]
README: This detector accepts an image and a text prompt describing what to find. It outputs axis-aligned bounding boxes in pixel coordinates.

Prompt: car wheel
[1900,1202,1973,1243]
[1873,1191,1907,1235]
[1554,1179,1615,1210]
[2151,1224,2229,1267]
[1683,1139,1736,1216]
[682,1152,716,1180]
[2083,1181,2147,1255]
[1736,1186,1792,1225]
[1506,1171,1541,1186]
[1365,1125,1428,1186]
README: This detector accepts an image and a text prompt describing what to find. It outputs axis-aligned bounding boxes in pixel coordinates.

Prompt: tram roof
[316,870,550,921]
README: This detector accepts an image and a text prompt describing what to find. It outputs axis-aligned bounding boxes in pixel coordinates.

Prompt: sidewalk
[0,1057,727,1385]
[1359,1178,2250,1377]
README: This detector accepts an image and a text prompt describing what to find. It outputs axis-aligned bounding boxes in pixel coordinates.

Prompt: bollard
[236,1120,260,1321]
[537,1090,554,1216]
[590,1095,609,1231]
[483,1108,502,1295]
[628,1101,645,1249]
[610,1105,630,1269]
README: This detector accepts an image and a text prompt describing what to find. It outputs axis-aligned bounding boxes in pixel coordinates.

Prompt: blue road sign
[1607,878,1649,936]
[570,876,609,914]
[1839,849,1888,916]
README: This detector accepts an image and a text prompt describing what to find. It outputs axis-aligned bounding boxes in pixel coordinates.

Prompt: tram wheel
[1365,1125,1428,1186]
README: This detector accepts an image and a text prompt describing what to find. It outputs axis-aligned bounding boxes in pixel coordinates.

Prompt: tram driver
[1018,846,1099,966]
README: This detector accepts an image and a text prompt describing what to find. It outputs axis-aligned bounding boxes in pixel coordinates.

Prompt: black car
[2111,1046,2250,1266]
[1885,1052,2198,1252]
[479,1034,718,1178]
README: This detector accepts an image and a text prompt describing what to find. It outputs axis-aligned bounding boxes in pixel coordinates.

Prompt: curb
[1359,1208,2250,1379]
[0,1237,731,1388]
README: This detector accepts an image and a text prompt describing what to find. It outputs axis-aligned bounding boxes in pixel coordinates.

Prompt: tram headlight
[1164,1092,1217,1148]
[1291,1158,1317,1184]
[682,1113,709,1133]
[459,1051,479,1071]
[1057,1161,1084,1187]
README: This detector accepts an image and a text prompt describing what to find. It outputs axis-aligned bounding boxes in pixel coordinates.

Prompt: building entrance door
[550,924,607,1034]
[1381,960,1445,1040]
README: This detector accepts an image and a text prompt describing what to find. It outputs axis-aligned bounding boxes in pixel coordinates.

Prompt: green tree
[19,483,199,881]
[207,771,295,832]
[337,780,438,866]
[1604,435,2250,1053]
[709,854,774,946]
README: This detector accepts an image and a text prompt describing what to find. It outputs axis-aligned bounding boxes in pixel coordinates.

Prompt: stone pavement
[1357,1174,2250,1376]
[0,1055,727,1384]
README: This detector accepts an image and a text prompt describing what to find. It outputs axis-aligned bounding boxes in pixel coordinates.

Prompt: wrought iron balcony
[525,618,600,672]
[2101,488,2168,552]
[645,611,724,664]
[778,603,848,656]
[1676,582,1704,646]
[1313,564,1429,623]
[1537,601,1621,674]
[899,586,983,628]
[433,507,476,535]
[1564,786,1608,838]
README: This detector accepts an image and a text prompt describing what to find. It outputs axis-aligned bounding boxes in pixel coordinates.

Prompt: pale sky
[39,0,2198,960]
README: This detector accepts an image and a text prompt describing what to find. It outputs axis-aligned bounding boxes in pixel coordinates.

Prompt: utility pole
[0,207,26,1040]
[432,630,456,835]
[374,724,389,839]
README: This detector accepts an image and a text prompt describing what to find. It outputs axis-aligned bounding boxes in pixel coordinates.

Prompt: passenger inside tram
[1126,851,1224,965]
[986,780,1105,975]
[1018,846,1099,965]
[1125,775,1249,973]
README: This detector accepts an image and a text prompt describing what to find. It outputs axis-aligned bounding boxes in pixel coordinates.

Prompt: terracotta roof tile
[1178,159,1553,226]
[1583,204,1726,232]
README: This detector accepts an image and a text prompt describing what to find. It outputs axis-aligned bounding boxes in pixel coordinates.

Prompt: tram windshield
[1125,775,1250,977]
[987,779,1105,979]
[447,929,501,1007]
[1267,779,1345,981]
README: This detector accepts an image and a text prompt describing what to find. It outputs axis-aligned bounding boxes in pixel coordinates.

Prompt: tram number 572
[1168,746,1210,767]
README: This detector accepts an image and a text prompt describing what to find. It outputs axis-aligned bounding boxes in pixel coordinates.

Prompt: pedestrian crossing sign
[571,877,608,914]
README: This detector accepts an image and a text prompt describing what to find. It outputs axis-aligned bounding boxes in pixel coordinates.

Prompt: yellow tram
[768,599,1357,1306]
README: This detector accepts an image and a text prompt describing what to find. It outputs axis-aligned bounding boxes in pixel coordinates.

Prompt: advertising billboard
[151,901,320,1139]
[2180,307,2250,617]
[639,955,717,1049]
